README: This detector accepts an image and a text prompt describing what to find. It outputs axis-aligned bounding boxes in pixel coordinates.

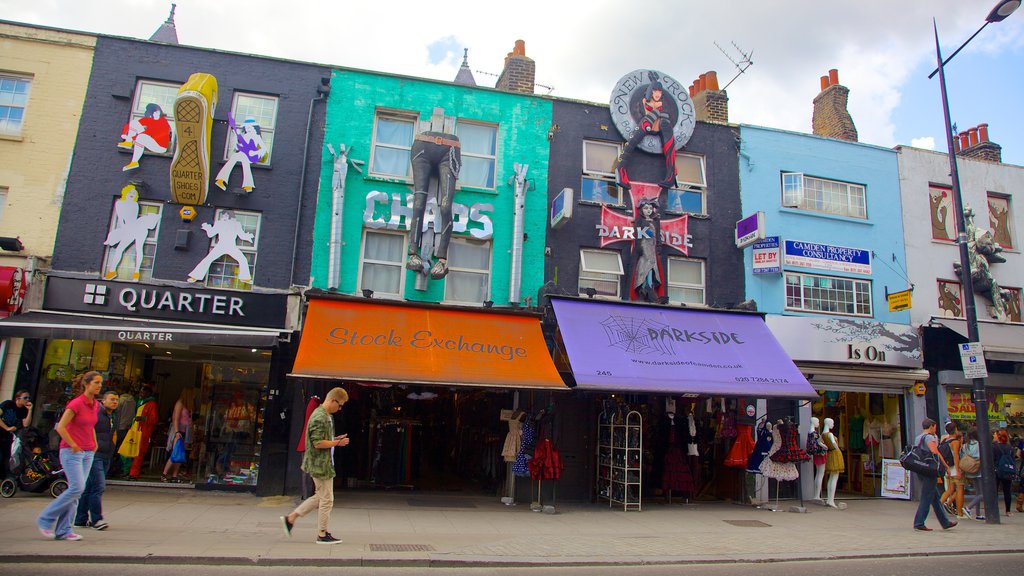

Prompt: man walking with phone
[281,387,349,544]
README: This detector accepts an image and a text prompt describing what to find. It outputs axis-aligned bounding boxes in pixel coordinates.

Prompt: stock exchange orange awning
[291,298,567,390]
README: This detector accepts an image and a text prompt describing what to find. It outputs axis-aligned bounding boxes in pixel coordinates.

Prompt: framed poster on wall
[881,458,911,499]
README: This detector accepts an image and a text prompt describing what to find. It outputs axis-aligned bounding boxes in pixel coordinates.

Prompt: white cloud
[911,136,937,150]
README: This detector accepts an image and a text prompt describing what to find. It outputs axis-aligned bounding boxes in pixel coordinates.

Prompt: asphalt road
[17,554,1024,576]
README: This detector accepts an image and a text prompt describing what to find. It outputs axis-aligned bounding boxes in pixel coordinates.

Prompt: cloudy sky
[5,0,1023,165]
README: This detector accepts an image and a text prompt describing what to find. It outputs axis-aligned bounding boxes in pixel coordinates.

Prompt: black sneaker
[280,516,293,538]
[315,532,342,545]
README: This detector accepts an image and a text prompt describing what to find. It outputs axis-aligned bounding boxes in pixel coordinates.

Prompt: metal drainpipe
[289,80,330,287]
[326,144,350,290]
[508,163,528,305]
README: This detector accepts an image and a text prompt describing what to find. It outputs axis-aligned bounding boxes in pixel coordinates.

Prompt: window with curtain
[666,153,706,215]
[666,257,705,305]
[360,230,406,298]
[579,249,623,299]
[224,92,278,165]
[444,237,491,304]
[457,122,497,189]
[929,186,956,241]
[371,113,415,178]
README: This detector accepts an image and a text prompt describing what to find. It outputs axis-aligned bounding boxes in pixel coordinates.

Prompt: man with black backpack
[938,422,965,518]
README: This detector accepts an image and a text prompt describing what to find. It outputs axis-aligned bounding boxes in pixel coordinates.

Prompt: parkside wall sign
[43,276,287,328]
[783,240,871,275]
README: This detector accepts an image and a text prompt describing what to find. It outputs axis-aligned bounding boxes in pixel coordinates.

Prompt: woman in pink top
[36,371,102,541]
[161,387,196,483]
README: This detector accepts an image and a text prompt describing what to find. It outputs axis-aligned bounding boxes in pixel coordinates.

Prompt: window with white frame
[987,193,1014,250]
[936,279,963,319]
[224,92,278,165]
[785,272,871,316]
[127,80,180,155]
[667,257,705,305]
[101,201,163,281]
[580,140,622,205]
[0,74,32,136]
[206,209,260,291]
[781,172,866,219]
[666,152,707,215]
[359,230,407,298]
[444,237,491,304]
[370,111,416,178]
[457,122,497,189]
[579,248,623,299]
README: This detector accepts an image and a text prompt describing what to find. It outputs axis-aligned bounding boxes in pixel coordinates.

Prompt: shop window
[370,110,416,178]
[666,153,706,216]
[581,140,622,205]
[443,237,491,305]
[666,257,705,305]
[101,200,163,282]
[456,121,497,189]
[929,185,955,242]
[206,209,260,291]
[0,74,32,136]
[936,279,964,319]
[128,80,180,156]
[782,172,867,219]
[1003,286,1021,323]
[359,230,407,299]
[224,92,278,166]
[987,193,1014,250]
[785,272,871,317]
[579,248,623,299]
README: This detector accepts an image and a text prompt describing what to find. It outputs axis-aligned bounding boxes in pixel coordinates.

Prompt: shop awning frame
[549,296,817,399]
[289,294,568,391]
[929,316,1024,362]
[0,310,284,347]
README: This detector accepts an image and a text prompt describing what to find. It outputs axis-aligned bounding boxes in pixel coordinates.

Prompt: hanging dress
[724,423,755,468]
[501,418,523,463]
[512,421,536,477]
[824,431,845,474]
[806,430,828,467]
[747,423,774,474]
[880,422,897,459]
[760,425,799,481]
[662,421,694,493]
[770,422,810,463]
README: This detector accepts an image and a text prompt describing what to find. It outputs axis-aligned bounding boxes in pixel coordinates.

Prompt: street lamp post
[930,0,1019,525]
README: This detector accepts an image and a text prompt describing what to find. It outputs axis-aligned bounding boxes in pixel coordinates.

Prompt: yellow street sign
[887,289,912,312]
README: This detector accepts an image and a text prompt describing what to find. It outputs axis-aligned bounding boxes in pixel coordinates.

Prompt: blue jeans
[37,448,94,539]
[915,473,953,529]
[74,456,109,526]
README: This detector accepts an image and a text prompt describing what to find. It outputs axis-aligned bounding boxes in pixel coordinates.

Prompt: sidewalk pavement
[1,486,1022,567]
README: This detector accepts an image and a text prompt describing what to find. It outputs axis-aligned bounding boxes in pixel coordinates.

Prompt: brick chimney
[495,40,535,94]
[689,70,729,124]
[957,123,1002,163]
[812,69,858,142]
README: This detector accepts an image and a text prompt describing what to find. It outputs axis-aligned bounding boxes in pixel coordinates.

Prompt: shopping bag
[118,424,141,459]
[170,436,186,464]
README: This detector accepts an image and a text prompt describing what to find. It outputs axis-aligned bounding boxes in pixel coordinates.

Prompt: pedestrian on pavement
[1,389,34,481]
[281,387,349,544]
[127,385,158,481]
[36,371,103,541]
[913,418,957,532]
[962,428,985,520]
[939,422,965,518]
[109,381,136,478]
[993,429,1014,516]
[161,387,195,483]
[74,389,119,530]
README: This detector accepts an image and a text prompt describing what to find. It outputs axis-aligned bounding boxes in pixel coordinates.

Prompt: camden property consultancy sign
[783,240,871,275]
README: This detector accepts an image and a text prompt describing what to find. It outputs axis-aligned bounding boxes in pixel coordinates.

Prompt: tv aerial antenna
[714,41,754,91]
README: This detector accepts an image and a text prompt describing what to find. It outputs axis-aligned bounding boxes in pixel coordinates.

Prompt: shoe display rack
[597,410,642,511]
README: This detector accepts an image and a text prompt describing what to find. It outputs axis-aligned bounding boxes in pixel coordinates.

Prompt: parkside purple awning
[551,298,816,399]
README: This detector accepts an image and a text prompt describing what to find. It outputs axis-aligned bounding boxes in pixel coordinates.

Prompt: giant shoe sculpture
[170,73,218,205]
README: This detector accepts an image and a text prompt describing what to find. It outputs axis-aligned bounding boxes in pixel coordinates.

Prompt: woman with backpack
[993,429,1014,516]
[939,422,965,518]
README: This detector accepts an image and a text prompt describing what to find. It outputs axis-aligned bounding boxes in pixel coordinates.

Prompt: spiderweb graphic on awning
[600,315,673,355]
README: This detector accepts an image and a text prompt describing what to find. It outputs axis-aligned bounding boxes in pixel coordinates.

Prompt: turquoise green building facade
[310,69,553,305]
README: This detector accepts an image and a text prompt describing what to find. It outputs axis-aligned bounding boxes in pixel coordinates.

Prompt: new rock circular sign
[609,69,695,153]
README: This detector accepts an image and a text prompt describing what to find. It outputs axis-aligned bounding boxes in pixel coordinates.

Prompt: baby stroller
[1,427,68,498]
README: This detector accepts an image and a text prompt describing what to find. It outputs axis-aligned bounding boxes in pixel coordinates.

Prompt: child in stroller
[1,427,68,498]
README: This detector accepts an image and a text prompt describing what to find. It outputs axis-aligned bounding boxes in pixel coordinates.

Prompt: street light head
[986,0,1020,22]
